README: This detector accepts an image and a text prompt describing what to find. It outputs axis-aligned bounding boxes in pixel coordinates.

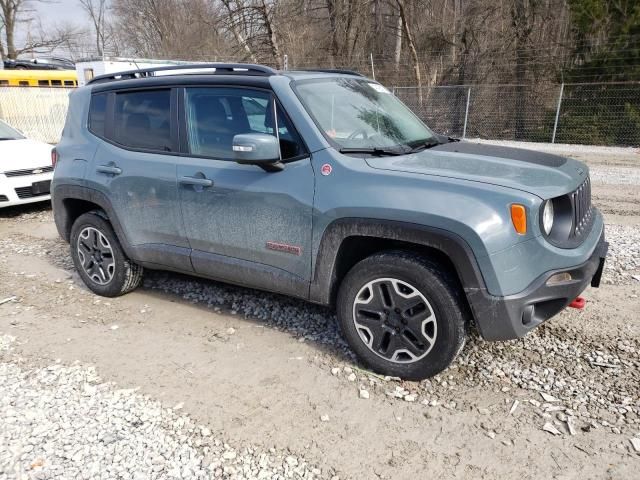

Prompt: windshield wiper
[407,141,440,153]
[339,147,406,156]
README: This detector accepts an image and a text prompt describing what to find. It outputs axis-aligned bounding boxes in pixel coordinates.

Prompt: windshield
[294,77,437,151]
[0,120,24,141]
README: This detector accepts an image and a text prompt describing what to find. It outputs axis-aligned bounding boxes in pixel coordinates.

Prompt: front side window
[294,77,437,151]
[113,89,171,151]
[184,87,305,160]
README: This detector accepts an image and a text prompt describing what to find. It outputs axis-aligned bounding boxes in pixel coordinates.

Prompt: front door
[176,86,314,298]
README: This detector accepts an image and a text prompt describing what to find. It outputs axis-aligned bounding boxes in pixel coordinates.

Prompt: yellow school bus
[0,70,78,87]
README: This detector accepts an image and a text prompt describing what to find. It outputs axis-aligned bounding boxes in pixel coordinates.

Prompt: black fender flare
[52,184,135,259]
[309,218,489,307]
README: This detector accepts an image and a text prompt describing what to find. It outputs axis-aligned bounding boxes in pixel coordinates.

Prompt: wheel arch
[53,185,133,257]
[309,218,489,312]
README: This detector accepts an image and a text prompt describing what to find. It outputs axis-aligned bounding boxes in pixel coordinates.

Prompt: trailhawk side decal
[266,241,303,256]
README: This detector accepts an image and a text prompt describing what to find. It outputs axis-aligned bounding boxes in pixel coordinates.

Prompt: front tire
[70,212,143,297]
[336,251,467,380]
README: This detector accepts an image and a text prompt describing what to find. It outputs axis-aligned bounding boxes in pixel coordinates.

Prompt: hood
[365,141,588,199]
[0,138,53,173]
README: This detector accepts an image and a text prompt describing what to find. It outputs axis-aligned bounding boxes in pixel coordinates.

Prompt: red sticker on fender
[321,164,332,176]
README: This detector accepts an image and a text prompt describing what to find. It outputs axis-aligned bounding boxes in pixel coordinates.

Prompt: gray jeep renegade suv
[52,63,608,380]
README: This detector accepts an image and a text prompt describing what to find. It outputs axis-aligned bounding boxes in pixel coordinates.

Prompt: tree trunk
[393,13,402,71]
[396,0,421,103]
[1,0,18,60]
[325,0,340,65]
[260,0,281,68]
[513,0,530,140]
[221,0,257,63]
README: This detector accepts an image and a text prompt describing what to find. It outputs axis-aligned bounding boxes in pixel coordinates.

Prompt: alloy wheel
[352,278,437,363]
[77,226,115,285]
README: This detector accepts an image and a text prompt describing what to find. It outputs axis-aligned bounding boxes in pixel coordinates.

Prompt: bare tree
[1,0,80,59]
[78,0,110,56]
[0,0,23,59]
[395,0,421,102]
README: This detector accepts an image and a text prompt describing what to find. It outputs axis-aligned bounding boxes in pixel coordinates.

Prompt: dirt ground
[1,147,639,479]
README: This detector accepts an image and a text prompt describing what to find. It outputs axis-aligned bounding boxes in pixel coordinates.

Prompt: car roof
[87,63,369,93]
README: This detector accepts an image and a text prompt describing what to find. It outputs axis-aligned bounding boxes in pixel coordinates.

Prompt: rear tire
[70,212,143,297]
[336,251,467,380]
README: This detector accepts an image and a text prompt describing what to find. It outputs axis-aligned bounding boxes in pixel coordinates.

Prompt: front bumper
[0,173,53,208]
[469,229,608,341]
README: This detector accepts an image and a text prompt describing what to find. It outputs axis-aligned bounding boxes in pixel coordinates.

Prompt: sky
[14,0,91,56]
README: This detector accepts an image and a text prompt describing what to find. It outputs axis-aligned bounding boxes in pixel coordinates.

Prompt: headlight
[542,200,554,235]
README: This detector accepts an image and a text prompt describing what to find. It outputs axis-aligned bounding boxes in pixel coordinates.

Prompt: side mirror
[232,133,284,172]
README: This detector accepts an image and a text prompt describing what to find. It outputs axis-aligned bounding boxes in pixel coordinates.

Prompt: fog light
[546,272,572,285]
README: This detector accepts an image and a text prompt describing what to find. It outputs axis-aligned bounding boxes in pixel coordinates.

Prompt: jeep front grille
[3,166,53,177]
[571,176,592,239]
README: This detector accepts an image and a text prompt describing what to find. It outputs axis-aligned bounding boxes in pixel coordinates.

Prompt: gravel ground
[590,166,640,186]
[1,150,639,478]
[0,335,324,480]
[603,224,640,285]
[1,212,638,431]
[477,139,638,158]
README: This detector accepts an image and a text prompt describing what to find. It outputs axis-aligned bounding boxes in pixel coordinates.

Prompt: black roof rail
[87,63,278,85]
[294,68,364,77]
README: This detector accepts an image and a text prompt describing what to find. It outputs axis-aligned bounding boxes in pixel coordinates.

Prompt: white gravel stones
[0,336,322,480]
[451,328,640,433]
[603,224,640,286]
[142,270,351,355]
[543,422,562,436]
[540,392,558,403]
[590,167,640,186]
[475,139,637,158]
[359,389,370,399]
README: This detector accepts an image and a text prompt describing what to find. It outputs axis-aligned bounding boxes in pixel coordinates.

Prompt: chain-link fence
[0,87,72,143]
[0,81,638,146]
[394,82,640,146]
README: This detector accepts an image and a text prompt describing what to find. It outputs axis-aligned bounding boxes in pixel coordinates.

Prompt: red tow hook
[569,296,586,309]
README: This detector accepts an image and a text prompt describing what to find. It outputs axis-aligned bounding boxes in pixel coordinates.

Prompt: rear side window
[88,93,108,138]
[113,90,172,151]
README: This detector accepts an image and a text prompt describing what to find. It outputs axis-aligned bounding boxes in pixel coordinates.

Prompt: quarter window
[88,93,108,138]
[184,87,305,160]
[113,89,172,151]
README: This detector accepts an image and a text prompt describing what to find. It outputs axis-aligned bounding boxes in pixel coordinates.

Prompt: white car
[0,120,54,208]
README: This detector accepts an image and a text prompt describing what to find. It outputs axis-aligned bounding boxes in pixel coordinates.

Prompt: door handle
[96,165,122,175]
[179,176,213,188]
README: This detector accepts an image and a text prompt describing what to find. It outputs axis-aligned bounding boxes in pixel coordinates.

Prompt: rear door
[176,86,314,297]
[86,87,192,271]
